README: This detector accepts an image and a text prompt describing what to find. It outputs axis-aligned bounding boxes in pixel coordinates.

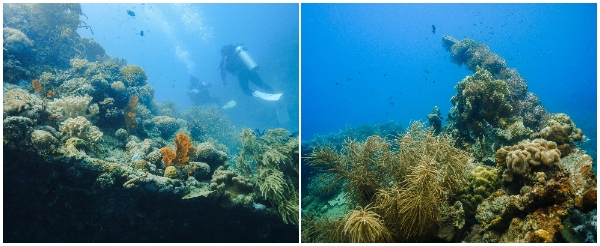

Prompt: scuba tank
[236,46,258,71]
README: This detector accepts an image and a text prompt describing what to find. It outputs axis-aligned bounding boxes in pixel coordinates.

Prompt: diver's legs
[248,71,275,93]
[238,76,254,96]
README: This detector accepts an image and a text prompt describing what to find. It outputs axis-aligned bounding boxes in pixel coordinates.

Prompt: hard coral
[46,95,99,122]
[209,166,255,206]
[449,66,513,142]
[120,65,147,87]
[59,116,103,144]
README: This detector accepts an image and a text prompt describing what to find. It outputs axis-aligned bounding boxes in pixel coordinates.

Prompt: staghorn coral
[58,116,103,144]
[120,65,147,87]
[340,204,393,243]
[46,95,99,122]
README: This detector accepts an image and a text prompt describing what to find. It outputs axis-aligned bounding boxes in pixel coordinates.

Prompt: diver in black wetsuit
[186,75,219,106]
[219,44,275,97]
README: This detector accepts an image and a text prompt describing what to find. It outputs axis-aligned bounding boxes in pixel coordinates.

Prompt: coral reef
[46,95,99,122]
[427,105,442,134]
[152,116,180,139]
[120,65,147,87]
[448,66,513,144]
[209,166,255,206]
[340,205,393,243]
[3,4,298,242]
[196,141,228,170]
[442,35,547,130]
[496,139,561,181]
[59,116,103,144]
[305,122,473,242]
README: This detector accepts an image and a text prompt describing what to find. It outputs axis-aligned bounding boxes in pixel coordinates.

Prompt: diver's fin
[253,91,282,101]
[276,104,290,124]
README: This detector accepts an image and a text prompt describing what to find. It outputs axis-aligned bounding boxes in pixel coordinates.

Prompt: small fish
[140,30,144,36]
[335,81,339,85]
[358,71,361,74]
[346,78,352,81]
[390,102,394,105]
[424,70,430,73]
[432,25,436,34]
[424,76,427,80]
[127,10,135,16]
[431,79,435,83]
[384,74,388,79]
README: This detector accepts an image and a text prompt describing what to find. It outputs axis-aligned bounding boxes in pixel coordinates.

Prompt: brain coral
[496,139,560,181]
[120,65,147,87]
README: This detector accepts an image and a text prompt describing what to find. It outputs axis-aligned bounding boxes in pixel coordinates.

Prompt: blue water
[302,3,596,157]
[77,3,299,132]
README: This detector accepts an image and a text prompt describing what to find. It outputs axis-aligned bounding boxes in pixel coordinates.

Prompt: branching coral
[58,116,103,144]
[3,88,40,116]
[46,95,98,122]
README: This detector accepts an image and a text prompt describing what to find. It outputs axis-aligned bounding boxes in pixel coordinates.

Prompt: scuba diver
[186,75,220,106]
[219,44,282,101]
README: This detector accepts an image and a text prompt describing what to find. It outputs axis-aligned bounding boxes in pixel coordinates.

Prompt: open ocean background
[77,3,299,132]
[302,3,596,157]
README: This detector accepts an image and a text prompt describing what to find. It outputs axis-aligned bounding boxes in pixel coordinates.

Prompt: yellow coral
[120,65,147,87]
[164,166,177,179]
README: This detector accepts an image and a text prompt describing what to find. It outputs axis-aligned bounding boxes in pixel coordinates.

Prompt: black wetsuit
[220,45,275,96]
